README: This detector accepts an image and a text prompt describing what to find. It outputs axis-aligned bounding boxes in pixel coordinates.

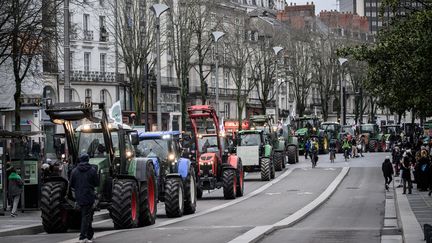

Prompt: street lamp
[338,58,348,126]
[212,31,225,117]
[273,46,284,123]
[151,3,170,130]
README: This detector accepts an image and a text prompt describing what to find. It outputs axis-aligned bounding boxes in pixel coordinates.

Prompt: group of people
[382,140,432,195]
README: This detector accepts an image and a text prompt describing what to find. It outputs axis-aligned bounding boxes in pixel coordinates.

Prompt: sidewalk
[394,176,432,243]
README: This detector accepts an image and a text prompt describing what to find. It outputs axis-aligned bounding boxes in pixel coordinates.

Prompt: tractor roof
[238,129,262,135]
[321,122,339,125]
[76,123,132,132]
[139,131,181,140]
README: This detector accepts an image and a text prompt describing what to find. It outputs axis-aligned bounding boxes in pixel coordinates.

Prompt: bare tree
[0,1,13,66]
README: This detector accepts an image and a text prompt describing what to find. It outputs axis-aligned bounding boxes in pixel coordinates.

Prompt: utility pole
[273,46,284,123]
[212,31,225,117]
[64,0,71,102]
[338,58,348,125]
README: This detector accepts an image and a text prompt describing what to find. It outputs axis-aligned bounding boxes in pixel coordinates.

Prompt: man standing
[7,167,23,217]
[382,156,394,191]
[70,153,99,243]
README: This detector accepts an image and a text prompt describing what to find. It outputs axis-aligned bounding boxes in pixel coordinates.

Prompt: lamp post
[64,0,71,102]
[151,3,169,130]
[212,31,225,117]
[338,58,348,126]
[273,46,284,123]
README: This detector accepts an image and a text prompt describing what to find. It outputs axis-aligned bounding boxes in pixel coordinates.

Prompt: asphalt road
[0,152,389,243]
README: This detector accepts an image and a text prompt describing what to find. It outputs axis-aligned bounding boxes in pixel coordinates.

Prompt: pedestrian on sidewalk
[7,167,23,217]
[305,138,311,159]
[382,156,394,191]
[70,153,99,243]
[415,149,430,191]
[359,135,365,157]
[401,156,412,194]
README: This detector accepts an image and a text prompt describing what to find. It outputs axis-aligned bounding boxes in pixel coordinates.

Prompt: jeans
[11,195,20,214]
[79,204,94,240]
[402,178,412,194]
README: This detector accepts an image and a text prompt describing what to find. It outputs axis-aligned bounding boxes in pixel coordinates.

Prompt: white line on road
[228,167,350,243]
[59,168,295,243]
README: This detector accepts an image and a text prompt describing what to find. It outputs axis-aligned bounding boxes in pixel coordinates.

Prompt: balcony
[100,28,109,42]
[60,71,124,83]
[83,30,94,41]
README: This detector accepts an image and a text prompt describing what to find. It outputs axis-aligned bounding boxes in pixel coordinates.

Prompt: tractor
[381,124,402,151]
[293,116,329,155]
[360,123,383,152]
[321,122,341,153]
[236,130,275,181]
[188,105,244,199]
[249,115,285,171]
[136,131,197,217]
[41,101,157,233]
[279,123,299,164]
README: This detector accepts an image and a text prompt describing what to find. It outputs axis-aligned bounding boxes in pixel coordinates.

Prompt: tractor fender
[287,136,298,146]
[225,155,239,170]
[42,176,69,186]
[166,173,182,179]
[176,158,191,180]
[264,145,272,158]
[135,158,159,182]
[274,139,285,152]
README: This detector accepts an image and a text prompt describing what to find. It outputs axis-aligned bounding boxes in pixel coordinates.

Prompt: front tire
[165,177,185,218]
[260,157,271,181]
[287,146,297,164]
[274,152,284,171]
[184,167,197,215]
[138,163,157,226]
[223,169,237,199]
[40,181,68,233]
[111,180,139,229]
[236,161,244,197]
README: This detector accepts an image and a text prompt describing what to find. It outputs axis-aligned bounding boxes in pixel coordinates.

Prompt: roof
[76,123,132,132]
[139,131,181,139]
[238,129,262,134]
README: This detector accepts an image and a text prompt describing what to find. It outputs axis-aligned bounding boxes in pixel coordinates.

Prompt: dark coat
[401,161,411,180]
[70,162,99,206]
[382,160,394,177]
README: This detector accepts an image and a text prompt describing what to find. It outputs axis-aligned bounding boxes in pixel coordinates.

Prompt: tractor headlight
[168,153,175,161]
[41,163,50,170]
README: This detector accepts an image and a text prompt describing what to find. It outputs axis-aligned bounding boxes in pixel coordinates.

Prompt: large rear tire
[260,158,271,181]
[197,187,203,199]
[287,146,297,164]
[184,167,197,215]
[223,169,236,199]
[40,181,68,233]
[236,160,244,197]
[138,163,157,226]
[165,177,184,217]
[270,160,275,179]
[111,180,139,229]
[274,152,283,171]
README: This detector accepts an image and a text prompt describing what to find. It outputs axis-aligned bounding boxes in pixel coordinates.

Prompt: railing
[100,30,109,42]
[83,30,94,41]
[60,71,124,83]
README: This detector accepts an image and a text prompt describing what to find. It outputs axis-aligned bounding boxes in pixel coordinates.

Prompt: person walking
[8,167,23,217]
[305,138,311,159]
[401,156,412,194]
[382,156,394,191]
[70,153,99,243]
[359,135,365,157]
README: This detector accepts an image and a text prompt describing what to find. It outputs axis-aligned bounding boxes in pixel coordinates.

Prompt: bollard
[425,224,432,242]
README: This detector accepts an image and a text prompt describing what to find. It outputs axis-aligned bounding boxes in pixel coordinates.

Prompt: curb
[228,167,350,243]
[0,211,110,238]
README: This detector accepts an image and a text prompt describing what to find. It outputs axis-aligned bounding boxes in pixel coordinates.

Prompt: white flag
[109,101,122,125]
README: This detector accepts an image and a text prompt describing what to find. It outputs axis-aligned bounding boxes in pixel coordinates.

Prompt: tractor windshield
[197,135,219,153]
[136,139,168,159]
[239,133,261,146]
[297,119,315,129]
[77,131,119,158]
[361,125,376,134]
[321,124,338,132]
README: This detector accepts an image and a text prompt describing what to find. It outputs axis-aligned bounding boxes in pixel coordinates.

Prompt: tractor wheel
[260,158,271,181]
[270,160,275,179]
[165,177,185,217]
[40,181,68,233]
[138,163,157,226]
[111,180,139,229]
[223,169,237,199]
[236,160,244,197]
[369,140,378,152]
[184,167,197,215]
[287,146,297,164]
[67,210,81,230]
[274,152,284,171]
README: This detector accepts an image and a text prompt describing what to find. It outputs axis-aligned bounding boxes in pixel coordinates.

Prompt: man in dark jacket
[70,153,99,243]
[382,156,394,191]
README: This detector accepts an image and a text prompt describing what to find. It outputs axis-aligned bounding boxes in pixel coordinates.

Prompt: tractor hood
[89,157,108,168]
[295,128,308,136]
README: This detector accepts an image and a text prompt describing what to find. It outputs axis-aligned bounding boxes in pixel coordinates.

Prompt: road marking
[324,168,336,171]
[297,192,313,195]
[228,167,350,243]
[59,168,295,243]
[265,192,281,196]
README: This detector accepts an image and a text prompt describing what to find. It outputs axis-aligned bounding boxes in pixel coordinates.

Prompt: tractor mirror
[130,132,139,145]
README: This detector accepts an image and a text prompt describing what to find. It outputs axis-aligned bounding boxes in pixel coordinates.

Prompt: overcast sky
[289,0,339,15]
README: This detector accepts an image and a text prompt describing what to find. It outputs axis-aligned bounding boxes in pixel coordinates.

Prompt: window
[85,89,92,100]
[70,51,74,70]
[224,71,229,89]
[84,52,91,73]
[100,53,106,73]
[83,14,90,31]
[99,16,107,41]
[211,72,215,88]
[99,0,104,6]
[100,89,112,106]
[224,103,230,119]
[71,89,80,102]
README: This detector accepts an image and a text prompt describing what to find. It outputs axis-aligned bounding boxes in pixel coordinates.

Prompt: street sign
[266,108,276,116]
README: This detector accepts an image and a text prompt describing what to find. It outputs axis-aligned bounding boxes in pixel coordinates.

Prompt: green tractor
[236,130,275,181]
[360,123,383,152]
[293,116,329,155]
[279,123,299,164]
[320,122,341,153]
[41,101,157,233]
[249,115,285,171]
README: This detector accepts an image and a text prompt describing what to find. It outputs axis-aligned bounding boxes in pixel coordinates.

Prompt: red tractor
[188,105,244,199]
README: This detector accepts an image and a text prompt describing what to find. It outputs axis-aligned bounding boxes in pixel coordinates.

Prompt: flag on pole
[109,101,122,125]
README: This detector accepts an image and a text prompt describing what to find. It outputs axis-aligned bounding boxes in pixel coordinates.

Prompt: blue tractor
[136,131,197,217]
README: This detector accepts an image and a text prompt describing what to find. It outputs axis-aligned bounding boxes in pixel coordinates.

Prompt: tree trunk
[14,81,22,131]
